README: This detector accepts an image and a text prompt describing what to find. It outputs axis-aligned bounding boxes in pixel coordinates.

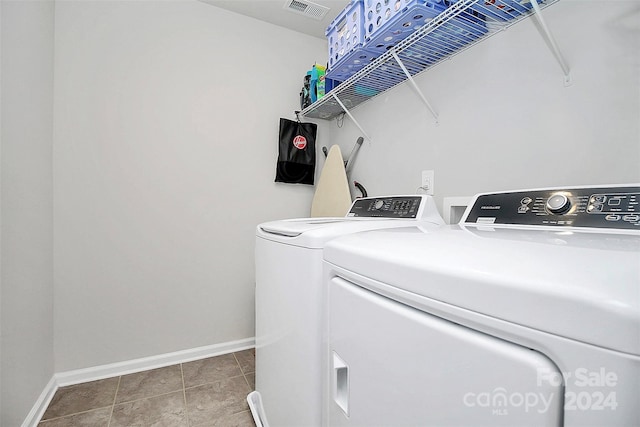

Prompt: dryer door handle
[332,351,350,417]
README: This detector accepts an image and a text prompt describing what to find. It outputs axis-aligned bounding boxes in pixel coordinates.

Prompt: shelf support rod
[331,93,372,141]
[391,51,439,123]
[530,0,571,86]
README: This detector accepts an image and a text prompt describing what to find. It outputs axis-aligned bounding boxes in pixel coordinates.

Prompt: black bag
[275,118,317,185]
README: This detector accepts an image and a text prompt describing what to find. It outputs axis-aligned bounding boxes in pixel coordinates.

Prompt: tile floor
[39,349,256,427]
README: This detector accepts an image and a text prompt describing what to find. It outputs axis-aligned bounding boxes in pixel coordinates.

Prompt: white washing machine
[248,195,445,427]
[322,185,640,427]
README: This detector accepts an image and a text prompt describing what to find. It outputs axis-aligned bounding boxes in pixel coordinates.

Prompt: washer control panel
[347,196,423,218]
[463,186,640,230]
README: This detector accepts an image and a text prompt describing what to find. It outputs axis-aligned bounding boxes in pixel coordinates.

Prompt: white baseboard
[54,337,255,387]
[22,337,255,427]
[21,376,58,427]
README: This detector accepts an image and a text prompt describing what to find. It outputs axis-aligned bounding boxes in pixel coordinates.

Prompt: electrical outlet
[421,170,434,195]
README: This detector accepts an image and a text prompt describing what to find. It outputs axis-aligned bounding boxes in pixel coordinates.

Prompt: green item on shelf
[310,64,326,103]
[316,64,326,100]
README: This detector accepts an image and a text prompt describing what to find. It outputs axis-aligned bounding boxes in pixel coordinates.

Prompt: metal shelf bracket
[391,51,439,123]
[332,93,372,141]
[530,0,572,86]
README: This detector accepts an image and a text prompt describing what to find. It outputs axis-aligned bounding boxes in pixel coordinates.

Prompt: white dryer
[323,185,640,427]
[248,195,444,427]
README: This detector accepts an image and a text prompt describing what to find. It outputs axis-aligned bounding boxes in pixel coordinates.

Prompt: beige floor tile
[182,354,243,388]
[116,364,183,403]
[110,391,187,427]
[41,377,119,420]
[38,407,112,427]
[234,349,255,375]
[39,349,256,426]
[191,410,256,427]
[185,376,250,426]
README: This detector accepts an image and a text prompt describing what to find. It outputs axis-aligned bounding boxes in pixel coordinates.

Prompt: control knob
[546,193,571,214]
[373,200,384,210]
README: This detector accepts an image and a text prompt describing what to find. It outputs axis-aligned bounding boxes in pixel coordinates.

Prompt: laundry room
[1,0,638,426]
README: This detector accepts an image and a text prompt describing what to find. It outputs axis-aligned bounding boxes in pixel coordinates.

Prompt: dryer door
[327,277,563,427]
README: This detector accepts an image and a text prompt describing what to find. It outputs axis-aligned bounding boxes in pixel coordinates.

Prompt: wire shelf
[302,0,560,120]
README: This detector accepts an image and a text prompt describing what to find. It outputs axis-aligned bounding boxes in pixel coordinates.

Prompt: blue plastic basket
[364,0,445,39]
[446,0,537,22]
[363,0,447,54]
[326,47,378,81]
[325,77,341,93]
[364,0,487,57]
[326,0,367,71]
[423,8,489,51]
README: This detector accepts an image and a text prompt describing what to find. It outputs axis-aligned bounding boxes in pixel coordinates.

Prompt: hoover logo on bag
[293,135,307,150]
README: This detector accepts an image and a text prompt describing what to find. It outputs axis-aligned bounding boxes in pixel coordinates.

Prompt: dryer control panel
[463,185,640,230]
[347,196,424,218]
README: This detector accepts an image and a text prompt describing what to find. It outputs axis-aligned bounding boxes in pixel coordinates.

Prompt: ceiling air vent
[283,0,330,20]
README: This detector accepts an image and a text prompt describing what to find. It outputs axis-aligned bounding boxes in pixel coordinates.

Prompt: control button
[591,195,606,203]
[588,204,604,213]
[546,193,571,214]
[623,215,639,222]
[373,200,384,210]
[519,197,532,214]
[605,214,621,222]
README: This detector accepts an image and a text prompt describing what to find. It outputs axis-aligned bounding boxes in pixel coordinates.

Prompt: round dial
[373,200,384,210]
[546,193,571,214]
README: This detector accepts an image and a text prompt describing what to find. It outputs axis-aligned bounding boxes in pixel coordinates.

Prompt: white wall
[325,0,640,210]
[0,0,55,425]
[53,0,328,371]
